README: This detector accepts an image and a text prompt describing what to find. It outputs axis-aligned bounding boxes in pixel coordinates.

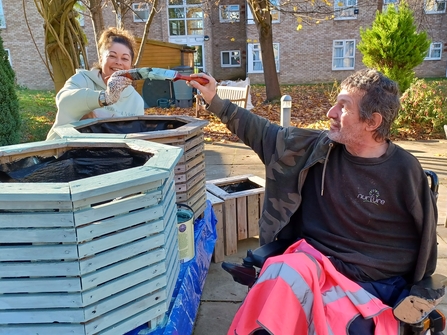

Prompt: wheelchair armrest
[410,273,447,301]
[394,274,447,325]
[243,239,293,269]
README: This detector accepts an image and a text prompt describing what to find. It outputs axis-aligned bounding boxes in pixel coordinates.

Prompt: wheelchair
[222,170,446,335]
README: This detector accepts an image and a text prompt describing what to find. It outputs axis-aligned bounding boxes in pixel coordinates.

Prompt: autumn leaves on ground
[144,84,445,143]
[144,84,334,143]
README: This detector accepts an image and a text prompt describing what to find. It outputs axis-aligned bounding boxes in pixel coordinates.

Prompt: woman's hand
[104,74,133,105]
[188,73,217,105]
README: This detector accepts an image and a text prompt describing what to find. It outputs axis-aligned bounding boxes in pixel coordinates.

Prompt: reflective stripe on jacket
[228,240,399,335]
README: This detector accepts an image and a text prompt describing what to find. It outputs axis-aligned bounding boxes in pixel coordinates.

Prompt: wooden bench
[195,85,250,117]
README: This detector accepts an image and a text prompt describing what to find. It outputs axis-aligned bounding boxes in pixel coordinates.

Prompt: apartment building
[0,0,446,90]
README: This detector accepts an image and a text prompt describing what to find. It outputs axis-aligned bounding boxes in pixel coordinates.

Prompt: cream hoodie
[46,69,144,140]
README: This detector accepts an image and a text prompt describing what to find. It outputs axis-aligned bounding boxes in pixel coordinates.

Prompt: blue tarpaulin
[125,200,217,335]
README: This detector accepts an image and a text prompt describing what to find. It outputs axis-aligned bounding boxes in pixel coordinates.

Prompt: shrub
[358,2,430,93]
[0,33,21,145]
[394,79,447,136]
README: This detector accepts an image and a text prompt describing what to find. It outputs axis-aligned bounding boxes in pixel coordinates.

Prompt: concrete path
[193,139,447,335]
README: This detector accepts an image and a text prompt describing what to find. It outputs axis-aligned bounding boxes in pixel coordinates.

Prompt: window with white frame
[383,0,398,11]
[247,43,279,73]
[247,0,279,24]
[133,2,150,22]
[424,0,446,13]
[219,5,240,22]
[334,0,358,19]
[332,40,355,70]
[5,48,11,67]
[168,0,203,36]
[0,0,6,28]
[221,50,241,67]
[425,42,442,60]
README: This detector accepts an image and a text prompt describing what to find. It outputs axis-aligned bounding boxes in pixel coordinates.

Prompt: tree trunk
[256,19,281,102]
[134,0,159,67]
[377,0,383,13]
[249,0,281,102]
[88,0,105,60]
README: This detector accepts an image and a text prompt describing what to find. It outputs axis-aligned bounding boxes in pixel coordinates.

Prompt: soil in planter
[0,148,151,183]
[77,119,186,134]
[220,180,261,193]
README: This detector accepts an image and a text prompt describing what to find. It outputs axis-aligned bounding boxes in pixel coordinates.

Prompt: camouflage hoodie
[208,96,335,245]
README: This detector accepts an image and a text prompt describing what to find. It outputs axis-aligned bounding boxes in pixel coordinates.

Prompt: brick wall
[1,0,53,90]
[1,0,446,89]
[247,2,447,85]
[208,0,247,81]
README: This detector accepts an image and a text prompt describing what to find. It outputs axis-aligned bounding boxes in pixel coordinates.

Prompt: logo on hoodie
[357,189,385,205]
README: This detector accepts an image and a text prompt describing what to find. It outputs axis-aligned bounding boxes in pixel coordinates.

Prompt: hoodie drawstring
[320,143,333,196]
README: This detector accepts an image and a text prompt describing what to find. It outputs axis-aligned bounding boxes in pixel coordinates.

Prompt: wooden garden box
[53,115,208,217]
[0,138,182,335]
[206,174,265,256]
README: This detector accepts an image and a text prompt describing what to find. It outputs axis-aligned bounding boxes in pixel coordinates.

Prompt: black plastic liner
[78,119,186,134]
[220,180,261,193]
[0,148,151,183]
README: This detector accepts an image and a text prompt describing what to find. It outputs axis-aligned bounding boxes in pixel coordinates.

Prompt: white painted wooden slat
[163,199,177,230]
[0,277,81,294]
[82,262,165,306]
[96,302,165,335]
[0,183,71,202]
[0,244,78,261]
[81,240,165,290]
[0,307,85,324]
[0,212,74,228]
[0,261,80,278]
[76,209,165,243]
[77,219,164,258]
[0,201,73,211]
[84,288,167,334]
[0,292,83,309]
[0,324,85,335]
[0,228,76,243]
[78,235,165,275]
[161,181,176,211]
[84,276,166,321]
[160,173,174,196]
[69,167,167,202]
[73,191,163,227]
[71,180,162,209]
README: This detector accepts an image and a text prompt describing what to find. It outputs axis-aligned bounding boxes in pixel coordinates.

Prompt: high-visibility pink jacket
[228,240,399,335]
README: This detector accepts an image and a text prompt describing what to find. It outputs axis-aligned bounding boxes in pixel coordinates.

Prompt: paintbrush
[114,67,209,85]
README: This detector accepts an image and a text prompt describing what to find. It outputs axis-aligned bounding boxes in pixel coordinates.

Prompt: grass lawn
[17,87,56,143]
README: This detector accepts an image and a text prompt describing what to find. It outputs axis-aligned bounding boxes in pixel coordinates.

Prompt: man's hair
[341,68,400,141]
[94,27,137,69]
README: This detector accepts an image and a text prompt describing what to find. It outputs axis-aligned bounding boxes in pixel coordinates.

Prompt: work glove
[105,73,133,105]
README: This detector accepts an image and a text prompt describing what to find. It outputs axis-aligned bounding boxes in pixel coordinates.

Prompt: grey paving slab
[193,301,241,335]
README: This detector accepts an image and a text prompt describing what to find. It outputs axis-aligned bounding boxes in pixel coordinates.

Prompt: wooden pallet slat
[0,139,183,335]
[0,277,81,294]
[0,212,74,228]
[0,244,78,262]
[78,236,165,275]
[206,174,265,256]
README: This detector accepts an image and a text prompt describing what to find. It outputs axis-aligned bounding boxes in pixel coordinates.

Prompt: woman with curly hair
[46,27,144,140]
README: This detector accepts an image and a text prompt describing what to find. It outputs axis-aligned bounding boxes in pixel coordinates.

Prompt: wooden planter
[53,115,209,217]
[0,138,182,335]
[206,174,265,256]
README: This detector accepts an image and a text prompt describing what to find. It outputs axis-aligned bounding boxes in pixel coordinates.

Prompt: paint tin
[176,204,195,263]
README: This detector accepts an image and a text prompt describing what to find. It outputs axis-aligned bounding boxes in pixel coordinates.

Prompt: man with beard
[188,69,437,335]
